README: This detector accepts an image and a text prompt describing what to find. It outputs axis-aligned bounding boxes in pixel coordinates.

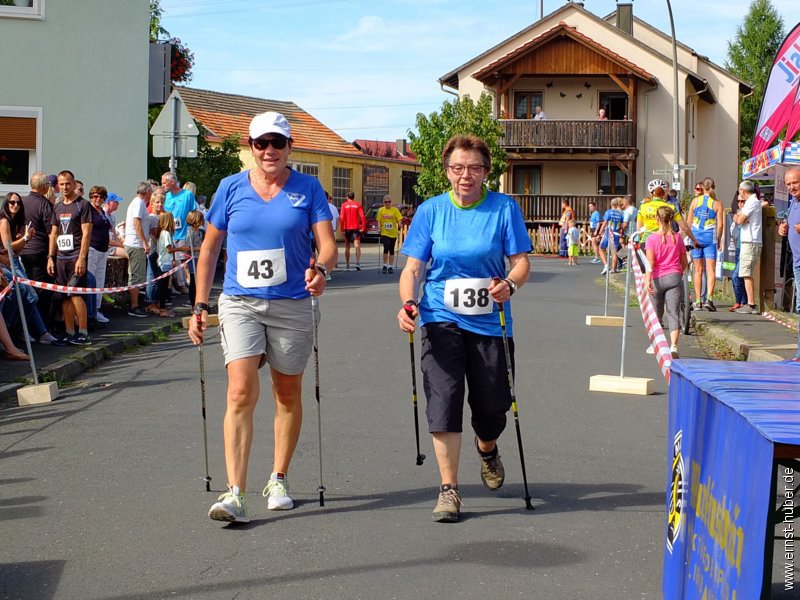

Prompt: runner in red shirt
[339,192,366,270]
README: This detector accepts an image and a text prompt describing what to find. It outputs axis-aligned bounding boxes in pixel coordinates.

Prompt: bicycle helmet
[647,179,669,193]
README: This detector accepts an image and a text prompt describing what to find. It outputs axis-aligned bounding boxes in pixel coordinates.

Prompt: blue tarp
[663,359,800,599]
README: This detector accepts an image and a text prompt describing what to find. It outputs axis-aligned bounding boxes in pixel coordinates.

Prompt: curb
[599,274,785,363]
[0,319,183,410]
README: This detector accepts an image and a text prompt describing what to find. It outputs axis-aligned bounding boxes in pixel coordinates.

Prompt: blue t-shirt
[788,195,800,268]
[207,169,331,299]
[401,190,532,337]
[602,209,624,239]
[165,188,198,241]
[589,210,601,231]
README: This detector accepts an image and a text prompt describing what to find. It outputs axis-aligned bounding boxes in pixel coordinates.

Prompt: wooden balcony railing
[510,194,631,223]
[499,119,635,150]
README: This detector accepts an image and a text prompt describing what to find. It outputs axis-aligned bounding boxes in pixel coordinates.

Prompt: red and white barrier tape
[0,282,12,303]
[629,242,673,382]
[761,310,799,332]
[14,259,190,295]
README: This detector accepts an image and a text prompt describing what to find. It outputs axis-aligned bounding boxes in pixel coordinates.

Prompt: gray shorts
[125,246,147,286]
[218,293,318,375]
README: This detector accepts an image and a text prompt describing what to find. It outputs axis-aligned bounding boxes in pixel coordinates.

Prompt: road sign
[150,90,198,137]
[652,170,672,175]
[152,135,197,158]
[677,164,697,171]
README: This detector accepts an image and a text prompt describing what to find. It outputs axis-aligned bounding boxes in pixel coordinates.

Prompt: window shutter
[0,117,37,149]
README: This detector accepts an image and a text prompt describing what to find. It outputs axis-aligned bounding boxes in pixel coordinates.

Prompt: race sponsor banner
[751,22,800,157]
[663,363,776,600]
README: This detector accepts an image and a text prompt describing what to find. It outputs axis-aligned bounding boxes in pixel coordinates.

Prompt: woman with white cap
[189,111,337,523]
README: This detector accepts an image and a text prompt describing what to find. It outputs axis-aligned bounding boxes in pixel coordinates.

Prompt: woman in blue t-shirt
[397,135,531,523]
[188,112,336,524]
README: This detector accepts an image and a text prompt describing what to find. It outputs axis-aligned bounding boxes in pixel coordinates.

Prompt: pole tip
[525,497,535,511]
[416,453,426,466]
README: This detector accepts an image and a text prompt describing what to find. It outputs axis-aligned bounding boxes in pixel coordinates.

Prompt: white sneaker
[645,344,655,354]
[262,473,294,510]
[208,486,250,523]
[601,266,608,275]
[95,311,110,324]
[670,345,679,359]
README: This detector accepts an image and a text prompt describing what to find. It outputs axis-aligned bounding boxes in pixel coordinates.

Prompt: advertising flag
[751,22,800,157]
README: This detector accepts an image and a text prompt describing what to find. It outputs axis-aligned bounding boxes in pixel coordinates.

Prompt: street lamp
[666,0,680,192]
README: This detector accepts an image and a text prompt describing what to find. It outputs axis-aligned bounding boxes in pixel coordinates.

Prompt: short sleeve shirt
[739,197,762,244]
[21,192,55,256]
[51,197,92,259]
[602,209,624,238]
[645,231,684,279]
[638,199,684,240]
[165,189,198,241]
[207,169,331,299]
[377,206,403,238]
[401,190,532,337]
[124,196,149,248]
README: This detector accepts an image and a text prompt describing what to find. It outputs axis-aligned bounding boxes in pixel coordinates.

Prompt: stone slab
[17,382,59,406]
[585,315,624,327]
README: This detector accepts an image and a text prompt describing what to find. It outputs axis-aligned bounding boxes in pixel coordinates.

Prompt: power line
[195,66,448,73]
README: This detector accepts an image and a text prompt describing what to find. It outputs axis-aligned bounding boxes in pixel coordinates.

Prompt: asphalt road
[1,252,687,600]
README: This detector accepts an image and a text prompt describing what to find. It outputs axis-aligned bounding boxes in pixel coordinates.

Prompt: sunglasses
[7,200,21,206]
[252,136,288,150]
[89,194,105,199]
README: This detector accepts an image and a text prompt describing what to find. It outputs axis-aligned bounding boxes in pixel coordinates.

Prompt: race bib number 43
[237,248,287,288]
[444,277,493,315]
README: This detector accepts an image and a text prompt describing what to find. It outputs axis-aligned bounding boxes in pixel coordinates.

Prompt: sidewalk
[0,294,197,408]
[605,270,799,362]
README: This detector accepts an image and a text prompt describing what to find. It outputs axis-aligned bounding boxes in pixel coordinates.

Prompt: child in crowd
[156,212,177,317]
[643,206,688,358]
[566,219,580,266]
[184,210,205,307]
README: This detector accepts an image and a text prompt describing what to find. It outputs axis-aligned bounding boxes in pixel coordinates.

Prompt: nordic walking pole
[309,258,326,506]
[493,277,534,510]
[403,301,425,466]
[191,237,212,492]
[5,241,37,384]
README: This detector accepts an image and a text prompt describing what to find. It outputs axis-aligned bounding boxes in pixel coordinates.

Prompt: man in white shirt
[124,182,152,317]
[732,180,762,314]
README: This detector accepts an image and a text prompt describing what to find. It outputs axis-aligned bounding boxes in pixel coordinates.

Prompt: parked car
[364,203,413,240]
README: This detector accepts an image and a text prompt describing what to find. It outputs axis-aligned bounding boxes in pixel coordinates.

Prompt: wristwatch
[193,302,210,316]
[504,278,518,296]
[313,263,327,276]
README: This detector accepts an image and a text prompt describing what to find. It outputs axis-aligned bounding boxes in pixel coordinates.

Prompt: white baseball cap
[249,111,292,139]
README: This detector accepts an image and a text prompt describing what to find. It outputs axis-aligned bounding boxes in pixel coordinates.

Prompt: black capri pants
[420,321,514,442]
[380,235,396,256]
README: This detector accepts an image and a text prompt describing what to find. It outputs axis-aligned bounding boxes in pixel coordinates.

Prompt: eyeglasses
[383,201,391,204]
[7,200,21,206]
[89,194,104,199]
[252,136,288,150]
[447,164,486,176]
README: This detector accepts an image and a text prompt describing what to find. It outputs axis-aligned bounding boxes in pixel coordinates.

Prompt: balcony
[511,194,631,223]
[499,119,635,151]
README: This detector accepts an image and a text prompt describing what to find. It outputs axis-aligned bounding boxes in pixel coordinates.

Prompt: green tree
[149,0,168,41]
[408,93,506,199]
[147,108,243,200]
[725,0,785,160]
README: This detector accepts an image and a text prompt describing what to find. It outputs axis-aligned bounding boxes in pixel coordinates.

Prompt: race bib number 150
[444,277,493,315]
[237,248,287,288]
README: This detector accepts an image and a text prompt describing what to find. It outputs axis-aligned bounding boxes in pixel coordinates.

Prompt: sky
[159,0,795,143]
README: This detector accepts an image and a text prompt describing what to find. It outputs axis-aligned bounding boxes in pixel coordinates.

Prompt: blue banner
[663,366,774,599]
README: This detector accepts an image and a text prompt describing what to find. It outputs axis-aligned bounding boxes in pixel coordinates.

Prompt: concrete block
[746,349,783,362]
[585,315,624,327]
[182,314,219,329]
[17,382,59,406]
[589,374,655,396]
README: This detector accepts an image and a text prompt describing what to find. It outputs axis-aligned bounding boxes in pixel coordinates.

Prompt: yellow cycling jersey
[638,199,683,238]
[377,206,403,238]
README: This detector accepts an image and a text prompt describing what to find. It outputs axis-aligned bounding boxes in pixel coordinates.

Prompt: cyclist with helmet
[637,179,698,246]
[687,177,723,311]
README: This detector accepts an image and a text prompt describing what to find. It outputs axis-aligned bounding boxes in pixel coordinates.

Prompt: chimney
[616,1,633,35]
[396,138,407,156]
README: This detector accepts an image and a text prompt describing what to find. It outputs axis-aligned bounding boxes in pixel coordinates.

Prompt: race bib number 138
[237,248,287,288]
[444,277,493,315]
